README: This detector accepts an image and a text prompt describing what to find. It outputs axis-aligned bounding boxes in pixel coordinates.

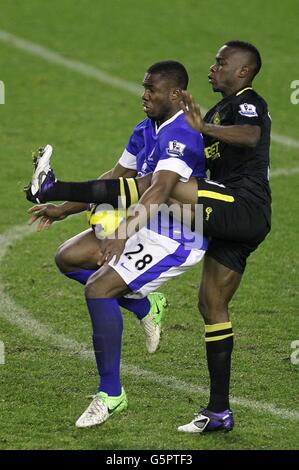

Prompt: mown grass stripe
[0,29,298,150]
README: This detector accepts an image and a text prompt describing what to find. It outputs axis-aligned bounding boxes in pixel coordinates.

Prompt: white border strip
[0,29,299,150]
[0,225,299,422]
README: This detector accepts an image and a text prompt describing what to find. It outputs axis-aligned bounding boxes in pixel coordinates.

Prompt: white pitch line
[0,30,141,96]
[0,225,299,423]
[270,166,299,177]
[0,29,299,150]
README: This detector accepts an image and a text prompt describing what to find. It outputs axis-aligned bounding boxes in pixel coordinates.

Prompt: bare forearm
[60,201,88,215]
[100,163,137,180]
[118,172,179,239]
[202,123,261,147]
[121,186,164,238]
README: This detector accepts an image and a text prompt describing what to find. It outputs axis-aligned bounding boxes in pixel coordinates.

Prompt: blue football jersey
[119,110,206,180]
[118,110,208,250]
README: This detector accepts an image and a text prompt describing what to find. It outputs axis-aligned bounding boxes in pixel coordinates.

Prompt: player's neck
[156,106,181,127]
[221,82,253,98]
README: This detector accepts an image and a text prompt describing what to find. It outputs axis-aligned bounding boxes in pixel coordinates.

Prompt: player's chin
[210,83,221,92]
[144,109,156,120]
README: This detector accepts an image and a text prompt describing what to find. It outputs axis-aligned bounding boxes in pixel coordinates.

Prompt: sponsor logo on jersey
[238,103,258,117]
[212,112,221,125]
[166,140,186,158]
[204,141,220,160]
[205,207,213,221]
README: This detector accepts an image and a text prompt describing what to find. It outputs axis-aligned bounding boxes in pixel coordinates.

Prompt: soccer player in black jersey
[26,41,271,433]
[175,40,271,432]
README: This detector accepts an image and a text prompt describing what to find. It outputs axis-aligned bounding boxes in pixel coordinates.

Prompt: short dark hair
[225,40,262,79]
[147,60,189,89]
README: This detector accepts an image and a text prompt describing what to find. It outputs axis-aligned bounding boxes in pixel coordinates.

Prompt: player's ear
[239,65,249,78]
[171,88,182,101]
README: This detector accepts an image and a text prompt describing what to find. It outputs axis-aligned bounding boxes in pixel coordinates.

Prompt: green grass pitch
[0,0,298,450]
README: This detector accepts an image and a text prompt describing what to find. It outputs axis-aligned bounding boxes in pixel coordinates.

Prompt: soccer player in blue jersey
[27,42,271,434]
[26,61,208,428]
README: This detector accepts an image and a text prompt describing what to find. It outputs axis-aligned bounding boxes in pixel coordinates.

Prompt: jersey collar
[235,86,253,96]
[155,110,184,134]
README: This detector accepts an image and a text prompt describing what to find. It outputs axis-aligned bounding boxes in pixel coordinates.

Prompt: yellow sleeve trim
[119,177,126,208]
[127,178,139,205]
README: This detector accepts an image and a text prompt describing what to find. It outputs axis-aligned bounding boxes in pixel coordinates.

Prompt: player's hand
[180,91,204,132]
[98,237,126,266]
[27,203,67,231]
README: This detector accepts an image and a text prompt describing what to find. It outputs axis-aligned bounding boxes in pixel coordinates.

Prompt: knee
[85,270,127,299]
[55,242,72,272]
[198,289,228,324]
[198,295,214,323]
[85,279,95,299]
[85,276,108,299]
[55,243,65,272]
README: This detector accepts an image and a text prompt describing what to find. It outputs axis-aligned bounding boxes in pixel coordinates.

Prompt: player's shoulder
[133,116,152,133]
[161,112,203,142]
[235,88,268,110]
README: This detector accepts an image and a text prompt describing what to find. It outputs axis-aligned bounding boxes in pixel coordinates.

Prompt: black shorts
[197,178,271,273]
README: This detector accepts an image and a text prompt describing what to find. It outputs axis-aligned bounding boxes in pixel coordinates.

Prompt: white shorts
[109,227,205,298]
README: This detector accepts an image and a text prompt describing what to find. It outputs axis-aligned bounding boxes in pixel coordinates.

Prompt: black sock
[205,322,234,412]
[42,177,139,207]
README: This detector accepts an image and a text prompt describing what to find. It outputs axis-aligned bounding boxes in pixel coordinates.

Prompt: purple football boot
[25,144,56,203]
[178,408,234,433]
